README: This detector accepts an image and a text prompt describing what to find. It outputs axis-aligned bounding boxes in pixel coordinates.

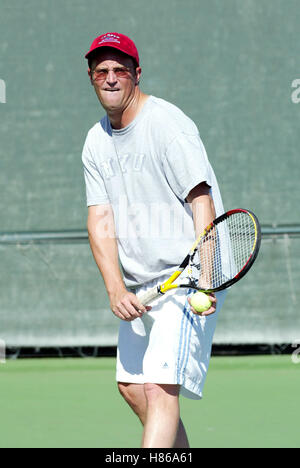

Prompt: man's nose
[106,70,118,85]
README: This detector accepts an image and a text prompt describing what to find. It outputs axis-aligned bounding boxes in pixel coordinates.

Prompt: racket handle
[137,286,161,306]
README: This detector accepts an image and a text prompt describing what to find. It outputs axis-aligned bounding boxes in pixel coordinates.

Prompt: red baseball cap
[85,32,140,66]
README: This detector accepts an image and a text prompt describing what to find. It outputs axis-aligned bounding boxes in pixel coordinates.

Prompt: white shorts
[116,275,227,400]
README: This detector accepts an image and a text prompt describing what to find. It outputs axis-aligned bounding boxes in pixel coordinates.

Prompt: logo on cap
[99,33,121,45]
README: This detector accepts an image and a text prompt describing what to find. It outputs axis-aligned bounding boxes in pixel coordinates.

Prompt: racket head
[179,208,261,293]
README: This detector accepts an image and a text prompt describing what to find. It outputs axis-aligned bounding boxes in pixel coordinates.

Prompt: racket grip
[137,286,161,306]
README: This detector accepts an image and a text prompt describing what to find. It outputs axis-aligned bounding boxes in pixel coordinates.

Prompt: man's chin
[99,96,123,112]
[103,104,123,114]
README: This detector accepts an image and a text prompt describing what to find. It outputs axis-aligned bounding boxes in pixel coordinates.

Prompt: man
[82,32,227,448]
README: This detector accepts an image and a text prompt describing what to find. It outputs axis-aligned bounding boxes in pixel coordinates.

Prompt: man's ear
[135,67,142,86]
[88,69,93,86]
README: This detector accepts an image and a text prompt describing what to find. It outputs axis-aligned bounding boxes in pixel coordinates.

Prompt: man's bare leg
[118,382,189,448]
[142,383,180,448]
[174,418,190,448]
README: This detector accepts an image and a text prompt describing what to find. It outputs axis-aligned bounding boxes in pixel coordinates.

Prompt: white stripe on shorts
[177,291,193,382]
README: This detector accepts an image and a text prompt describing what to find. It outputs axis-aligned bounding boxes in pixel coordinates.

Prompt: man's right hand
[109,288,152,321]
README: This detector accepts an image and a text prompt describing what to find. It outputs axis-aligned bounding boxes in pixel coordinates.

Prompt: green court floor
[0,355,298,448]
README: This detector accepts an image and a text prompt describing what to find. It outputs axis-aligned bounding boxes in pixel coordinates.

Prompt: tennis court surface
[0,355,298,448]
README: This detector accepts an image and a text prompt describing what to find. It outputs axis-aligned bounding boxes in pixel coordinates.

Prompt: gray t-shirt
[82,95,225,287]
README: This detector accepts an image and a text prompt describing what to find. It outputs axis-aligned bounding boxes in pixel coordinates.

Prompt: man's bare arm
[186,182,216,237]
[186,182,217,316]
[87,205,150,320]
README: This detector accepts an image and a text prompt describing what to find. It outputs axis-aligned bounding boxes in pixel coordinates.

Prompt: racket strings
[188,212,257,290]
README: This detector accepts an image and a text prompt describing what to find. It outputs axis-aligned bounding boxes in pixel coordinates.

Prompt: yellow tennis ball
[190,292,212,313]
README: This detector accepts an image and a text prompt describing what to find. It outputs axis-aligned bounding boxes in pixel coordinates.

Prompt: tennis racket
[137,208,261,306]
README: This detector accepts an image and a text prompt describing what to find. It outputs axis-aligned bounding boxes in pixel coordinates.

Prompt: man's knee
[144,383,180,405]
